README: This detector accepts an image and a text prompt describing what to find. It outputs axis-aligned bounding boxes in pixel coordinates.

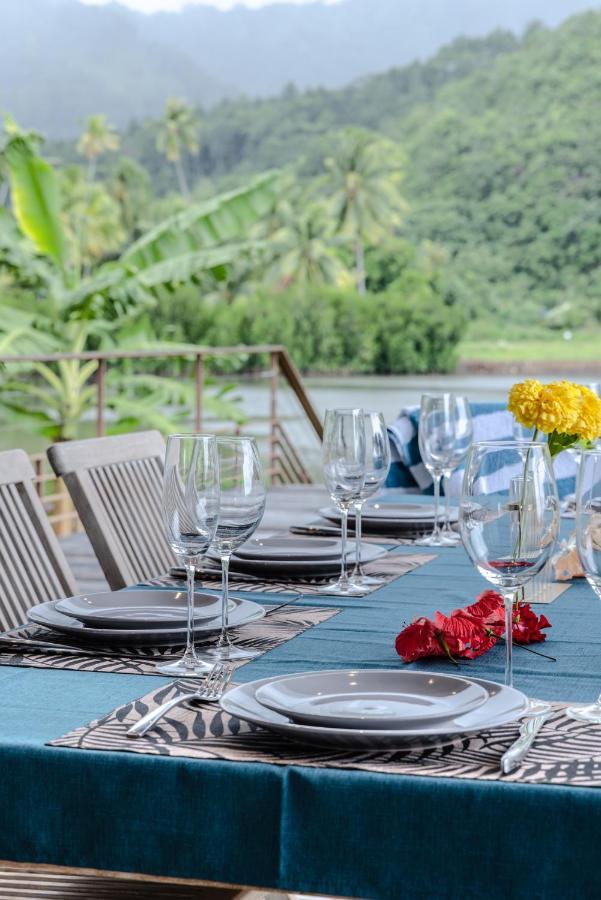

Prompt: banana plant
[0,127,277,439]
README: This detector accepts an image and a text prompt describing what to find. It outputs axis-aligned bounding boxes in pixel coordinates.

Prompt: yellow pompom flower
[508,379,543,429]
[573,386,601,442]
[535,381,581,435]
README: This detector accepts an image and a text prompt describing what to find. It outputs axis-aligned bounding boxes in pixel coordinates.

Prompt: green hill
[114,14,601,332]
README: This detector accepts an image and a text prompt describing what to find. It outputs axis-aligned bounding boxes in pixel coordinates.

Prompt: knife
[501,710,551,775]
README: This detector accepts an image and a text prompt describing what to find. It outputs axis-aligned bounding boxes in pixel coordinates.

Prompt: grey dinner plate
[227,541,387,578]
[220,672,528,750]
[234,536,343,562]
[28,596,265,646]
[55,589,234,629]
[254,669,489,729]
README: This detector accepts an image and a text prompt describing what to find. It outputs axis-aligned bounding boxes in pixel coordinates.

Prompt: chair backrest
[48,431,175,590]
[0,450,77,630]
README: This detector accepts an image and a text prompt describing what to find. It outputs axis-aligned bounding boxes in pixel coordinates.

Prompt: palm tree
[324,129,407,295]
[267,204,346,289]
[155,98,200,200]
[77,114,120,182]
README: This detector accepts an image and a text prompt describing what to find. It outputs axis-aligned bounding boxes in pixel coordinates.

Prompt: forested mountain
[3,0,601,137]
[109,11,601,330]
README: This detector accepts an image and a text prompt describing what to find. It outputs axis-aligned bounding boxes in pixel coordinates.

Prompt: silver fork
[126,663,233,739]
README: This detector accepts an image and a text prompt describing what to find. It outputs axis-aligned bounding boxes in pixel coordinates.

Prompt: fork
[126,662,233,739]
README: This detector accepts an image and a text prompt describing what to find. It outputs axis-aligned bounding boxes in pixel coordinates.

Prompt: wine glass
[349,411,390,587]
[159,434,220,676]
[199,437,266,662]
[459,441,559,697]
[416,394,458,547]
[566,450,601,723]
[440,396,473,545]
[319,408,366,596]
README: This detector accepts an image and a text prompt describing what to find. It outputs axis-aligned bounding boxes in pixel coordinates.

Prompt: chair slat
[48,433,175,589]
[0,451,77,631]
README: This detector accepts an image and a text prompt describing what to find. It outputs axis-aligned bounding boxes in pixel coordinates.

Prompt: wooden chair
[0,449,77,630]
[47,431,175,590]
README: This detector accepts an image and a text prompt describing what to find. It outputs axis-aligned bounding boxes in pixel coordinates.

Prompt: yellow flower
[573,386,601,442]
[535,381,581,435]
[508,379,543,429]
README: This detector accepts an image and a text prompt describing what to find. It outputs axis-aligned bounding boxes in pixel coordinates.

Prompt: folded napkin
[386,402,577,499]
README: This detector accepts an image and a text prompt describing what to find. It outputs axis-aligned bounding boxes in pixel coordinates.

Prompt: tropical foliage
[0,129,276,440]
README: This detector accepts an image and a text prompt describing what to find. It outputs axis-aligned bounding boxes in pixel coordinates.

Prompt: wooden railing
[0,345,323,534]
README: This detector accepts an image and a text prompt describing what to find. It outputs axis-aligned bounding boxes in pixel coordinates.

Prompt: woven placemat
[164,551,436,595]
[48,679,601,787]
[0,605,340,676]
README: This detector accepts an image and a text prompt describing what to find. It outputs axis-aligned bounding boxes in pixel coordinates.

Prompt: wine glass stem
[433,473,442,536]
[339,506,350,586]
[443,471,452,532]
[352,502,363,578]
[183,557,198,665]
[217,553,232,651]
[502,589,514,687]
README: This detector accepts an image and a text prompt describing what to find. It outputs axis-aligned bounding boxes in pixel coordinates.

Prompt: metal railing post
[96,357,107,437]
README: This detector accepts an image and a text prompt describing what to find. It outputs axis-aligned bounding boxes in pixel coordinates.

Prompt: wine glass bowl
[319,408,366,596]
[159,434,220,676]
[417,394,473,547]
[200,436,266,663]
[349,411,390,587]
[459,440,559,688]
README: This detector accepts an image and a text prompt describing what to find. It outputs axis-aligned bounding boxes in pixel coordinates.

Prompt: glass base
[155,653,213,677]
[414,532,453,547]
[440,529,461,546]
[316,578,366,596]
[349,572,386,587]
[199,643,259,662]
[565,703,601,724]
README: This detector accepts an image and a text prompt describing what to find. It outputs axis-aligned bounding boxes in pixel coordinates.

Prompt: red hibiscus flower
[394,590,551,664]
[512,603,551,644]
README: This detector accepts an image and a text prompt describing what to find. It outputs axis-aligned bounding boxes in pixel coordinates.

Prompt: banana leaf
[3,137,67,269]
[122,173,277,270]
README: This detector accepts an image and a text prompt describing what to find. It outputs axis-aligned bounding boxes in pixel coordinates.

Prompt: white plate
[254,670,488,729]
[228,542,387,578]
[235,536,342,562]
[55,590,234,629]
[220,672,529,750]
[320,505,459,525]
[28,596,265,646]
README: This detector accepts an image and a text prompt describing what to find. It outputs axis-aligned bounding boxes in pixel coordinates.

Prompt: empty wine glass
[416,394,459,547]
[319,408,366,596]
[160,434,220,676]
[349,411,390,587]
[440,396,473,545]
[459,441,559,695]
[199,437,266,662]
[566,450,601,723]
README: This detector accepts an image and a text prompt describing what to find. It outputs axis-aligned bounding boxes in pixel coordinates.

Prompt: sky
[82,0,324,10]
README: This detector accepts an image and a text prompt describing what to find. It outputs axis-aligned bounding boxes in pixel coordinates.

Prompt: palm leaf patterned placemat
[48,681,601,787]
[162,551,436,595]
[0,605,340,676]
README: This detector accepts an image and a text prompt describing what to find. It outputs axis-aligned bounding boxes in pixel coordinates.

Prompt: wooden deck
[60,485,330,594]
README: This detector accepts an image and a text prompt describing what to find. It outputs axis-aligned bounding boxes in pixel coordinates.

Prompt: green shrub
[155,276,463,375]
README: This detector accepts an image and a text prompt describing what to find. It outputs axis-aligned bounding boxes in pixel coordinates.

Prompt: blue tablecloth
[1,507,600,899]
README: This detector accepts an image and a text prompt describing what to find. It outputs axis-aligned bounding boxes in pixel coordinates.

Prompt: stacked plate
[210,536,387,579]
[220,669,528,749]
[319,501,458,536]
[27,590,265,646]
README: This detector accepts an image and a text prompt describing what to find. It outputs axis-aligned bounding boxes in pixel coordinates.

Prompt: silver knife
[501,710,551,775]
